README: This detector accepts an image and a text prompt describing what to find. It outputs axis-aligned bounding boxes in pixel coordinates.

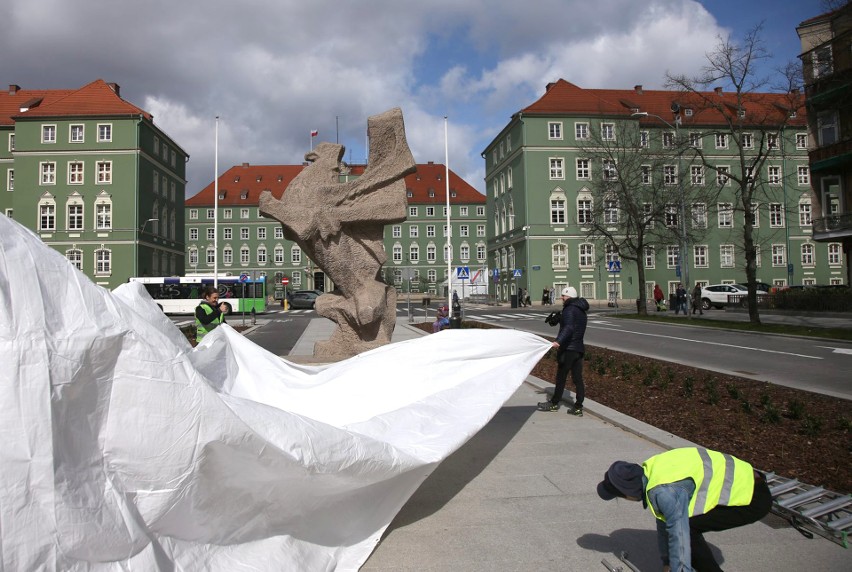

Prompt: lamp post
[632,111,691,317]
[522,225,531,304]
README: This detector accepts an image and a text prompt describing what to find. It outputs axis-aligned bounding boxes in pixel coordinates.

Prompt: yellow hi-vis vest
[643,447,755,521]
[195,303,223,342]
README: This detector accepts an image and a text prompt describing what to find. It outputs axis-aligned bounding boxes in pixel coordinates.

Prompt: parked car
[737,282,772,293]
[289,290,321,309]
[700,283,767,310]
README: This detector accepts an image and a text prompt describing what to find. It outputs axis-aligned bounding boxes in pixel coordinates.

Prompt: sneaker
[566,406,583,417]
[537,401,560,412]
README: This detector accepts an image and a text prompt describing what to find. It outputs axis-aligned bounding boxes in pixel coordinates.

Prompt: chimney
[714,87,723,95]
[634,85,643,94]
[428,161,434,164]
[107,83,120,96]
[790,87,800,95]
[545,82,556,92]
[8,84,20,95]
[242,162,250,168]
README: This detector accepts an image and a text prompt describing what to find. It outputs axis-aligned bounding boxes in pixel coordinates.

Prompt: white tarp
[0,215,552,571]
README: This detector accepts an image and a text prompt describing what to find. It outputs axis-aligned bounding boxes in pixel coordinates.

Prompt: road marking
[816,346,852,355]
[590,325,823,360]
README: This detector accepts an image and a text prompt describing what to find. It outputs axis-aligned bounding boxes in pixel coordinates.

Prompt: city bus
[129,275,267,315]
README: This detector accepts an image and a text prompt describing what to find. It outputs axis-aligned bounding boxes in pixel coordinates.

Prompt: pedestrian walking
[675,283,688,315]
[537,286,589,416]
[597,447,772,572]
[653,284,665,312]
[691,283,704,315]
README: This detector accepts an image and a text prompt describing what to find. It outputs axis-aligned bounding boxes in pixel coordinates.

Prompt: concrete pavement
[290,317,850,571]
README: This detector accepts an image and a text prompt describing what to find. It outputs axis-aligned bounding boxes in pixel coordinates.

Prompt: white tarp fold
[0,215,551,571]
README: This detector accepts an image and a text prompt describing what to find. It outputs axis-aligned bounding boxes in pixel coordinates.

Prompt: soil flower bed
[415,321,851,493]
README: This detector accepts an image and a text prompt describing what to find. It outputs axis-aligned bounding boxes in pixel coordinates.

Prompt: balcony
[813,212,852,240]
[809,137,852,172]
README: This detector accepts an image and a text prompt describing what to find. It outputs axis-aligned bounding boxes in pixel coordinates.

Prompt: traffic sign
[281,277,290,285]
[607,260,621,272]
[239,273,249,282]
[513,269,522,278]
[456,266,470,280]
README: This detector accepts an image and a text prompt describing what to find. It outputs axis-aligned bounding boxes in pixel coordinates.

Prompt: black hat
[596,461,645,502]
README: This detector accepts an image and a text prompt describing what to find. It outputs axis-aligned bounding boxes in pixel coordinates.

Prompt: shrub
[761,403,781,424]
[726,383,741,400]
[683,376,694,398]
[786,399,806,420]
[801,415,824,436]
[704,378,720,406]
[741,400,752,414]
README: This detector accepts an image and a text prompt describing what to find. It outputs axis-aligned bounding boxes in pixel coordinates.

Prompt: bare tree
[666,25,805,323]
[579,123,710,315]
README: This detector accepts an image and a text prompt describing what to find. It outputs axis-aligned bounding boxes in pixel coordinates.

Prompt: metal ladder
[765,471,852,548]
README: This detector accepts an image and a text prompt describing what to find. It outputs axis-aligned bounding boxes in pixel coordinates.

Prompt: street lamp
[522,225,531,303]
[632,111,691,316]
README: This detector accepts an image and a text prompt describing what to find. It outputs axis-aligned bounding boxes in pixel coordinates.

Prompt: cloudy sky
[2,0,826,197]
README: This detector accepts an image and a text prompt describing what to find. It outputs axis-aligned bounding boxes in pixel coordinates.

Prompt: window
[257,246,267,264]
[813,45,833,78]
[642,203,654,228]
[640,165,651,184]
[667,245,679,268]
[274,226,283,239]
[190,228,199,241]
[95,199,112,230]
[602,160,617,181]
[42,125,56,143]
[40,162,56,185]
[206,228,215,240]
[771,245,786,266]
[644,246,655,269]
[68,161,84,184]
[577,198,592,225]
[291,245,302,264]
[801,243,814,267]
[576,158,590,179]
[222,247,233,265]
[548,122,562,139]
[427,244,436,262]
[189,248,198,266]
[476,206,485,216]
[205,208,214,220]
[507,168,513,189]
[5,169,11,193]
[799,202,811,226]
[8,133,14,152]
[67,202,83,231]
[745,203,759,227]
[663,165,678,186]
[639,131,649,148]
[460,225,469,237]
[768,166,781,185]
[601,123,615,140]
[70,124,84,143]
[796,133,808,150]
[717,166,730,186]
[98,124,112,142]
[549,158,564,179]
[767,133,778,150]
[828,243,842,265]
[409,243,420,262]
[665,204,678,228]
[551,244,568,268]
[769,203,784,228]
[240,227,249,240]
[96,161,112,183]
[715,133,728,149]
[579,243,594,267]
[754,245,762,268]
[690,165,704,185]
[95,249,111,275]
[273,246,284,264]
[720,245,735,268]
[477,224,485,237]
[39,200,56,231]
[662,131,675,148]
[689,132,702,148]
[223,228,232,240]
[392,244,402,262]
[718,203,733,228]
[66,249,83,271]
[153,137,160,155]
[240,246,250,264]
[742,133,753,149]
[408,225,419,238]
[426,225,435,238]
[575,122,589,140]
[817,111,838,146]
[240,208,249,219]
[694,245,708,268]
[392,225,401,238]
[477,244,486,261]
[604,199,619,225]
[551,196,566,224]
[692,203,707,228]
[257,227,267,239]
[797,166,810,185]
[189,209,198,220]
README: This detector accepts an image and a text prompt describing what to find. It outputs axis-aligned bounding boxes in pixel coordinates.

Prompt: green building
[0,80,188,288]
[184,161,486,296]
[483,80,846,304]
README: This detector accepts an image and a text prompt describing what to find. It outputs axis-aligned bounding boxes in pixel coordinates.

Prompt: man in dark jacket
[537,286,590,416]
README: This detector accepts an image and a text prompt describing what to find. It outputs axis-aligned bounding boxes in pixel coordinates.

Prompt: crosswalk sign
[607,260,621,272]
[513,269,522,277]
[456,266,470,280]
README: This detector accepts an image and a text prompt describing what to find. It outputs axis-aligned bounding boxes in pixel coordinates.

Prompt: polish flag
[310,130,318,137]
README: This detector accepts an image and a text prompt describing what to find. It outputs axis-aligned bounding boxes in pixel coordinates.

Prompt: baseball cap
[596,461,645,503]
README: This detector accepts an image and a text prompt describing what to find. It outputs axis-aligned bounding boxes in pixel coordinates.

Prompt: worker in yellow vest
[597,447,772,572]
[195,286,229,342]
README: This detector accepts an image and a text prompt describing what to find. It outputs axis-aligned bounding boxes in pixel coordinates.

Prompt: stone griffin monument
[259,108,416,359]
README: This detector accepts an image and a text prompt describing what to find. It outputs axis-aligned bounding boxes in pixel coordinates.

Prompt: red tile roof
[520,79,807,128]
[2,79,150,124]
[186,161,485,207]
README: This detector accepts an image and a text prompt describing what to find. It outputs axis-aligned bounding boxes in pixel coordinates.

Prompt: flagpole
[444,116,451,312]
[214,115,219,289]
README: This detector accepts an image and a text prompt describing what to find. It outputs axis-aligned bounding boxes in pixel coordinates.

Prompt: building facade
[484,80,846,303]
[1,80,188,288]
[798,4,852,286]
[184,161,486,296]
